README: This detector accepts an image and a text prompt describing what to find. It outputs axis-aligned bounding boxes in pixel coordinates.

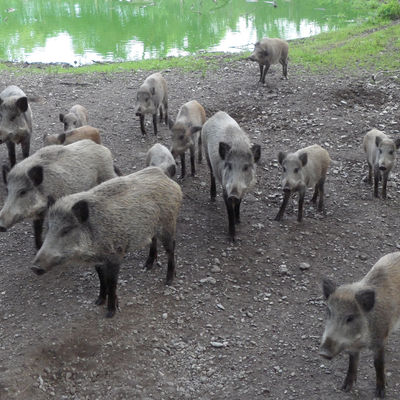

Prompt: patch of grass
[377,0,400,20]
[289,20,400,72]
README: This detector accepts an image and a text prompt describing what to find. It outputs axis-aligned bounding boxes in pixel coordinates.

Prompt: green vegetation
[378,0,400,20]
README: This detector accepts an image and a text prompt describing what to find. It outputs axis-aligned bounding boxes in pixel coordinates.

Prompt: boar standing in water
[135,72,168,136]
[33,167,183,318]
[248,38,289,84]
[145,143,176,178]
[0,85,33,170]
[44,125,101,146]
[59,104,88,132]
[169,100,206,178]
[363,128,400,199]
[0,140,117,250]
[202,111,261,241]
[320,252,400,398]
[275,144,330,222]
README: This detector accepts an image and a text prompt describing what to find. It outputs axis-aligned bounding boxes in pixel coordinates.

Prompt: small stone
[299,262,311,271]
[211,265,221,273]
[278,264,289,275]
[200,277,217,284]
[162,313,168,319]
[210,341,225,348]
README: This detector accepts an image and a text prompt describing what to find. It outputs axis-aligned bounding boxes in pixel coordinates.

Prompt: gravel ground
[1,55,400,400]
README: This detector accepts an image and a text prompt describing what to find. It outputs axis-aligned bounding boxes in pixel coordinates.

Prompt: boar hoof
[95,296,106,306]
[375,386,385,398]
[165,277,174,286]
[105,310,116,318]
[341,380,354,393]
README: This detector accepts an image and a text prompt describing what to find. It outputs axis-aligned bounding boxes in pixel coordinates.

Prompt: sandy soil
[1,55,400,400]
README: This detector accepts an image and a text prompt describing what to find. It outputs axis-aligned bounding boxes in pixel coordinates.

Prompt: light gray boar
[320,252,400,398]
[275,144,330,222]
[248,38,289,84]
[0,139,117,250]
[44,125,101,146]
[135,72,168,136]
[0,85,33,168]
[169,100,206,178]
[363,128,400,199]
[32,166,183,318]
[59,104,88,132]
[145,143,176,178]
[202,111,261,241]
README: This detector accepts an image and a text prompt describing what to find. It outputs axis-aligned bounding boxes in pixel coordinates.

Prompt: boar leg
[152,114,158,136]
[382,171,389,199]
[365,162,373,184]
[234,199,241,224]
[374,346,385,398]
[95,265,107,306]
[2,164,10,184]
[159,106,163,122]
[297,189,305,222]
[190,145,196,176]
[180,154,186,179]
[311,184,319,204]
[104,260,120,318]
[206,155,216,201]
[33,214,45,250]
[6,141,16,167]
[198,134,203,163]
[317,179,325,212]
[261,62,270,84]
[21,136,30,159]
[144,237,157,270]
[374,167,380,198]
[223,190,236,241]
[280,59,288,79]
[275,190,291,221]
[258,64,264,82]
[139,114,146,135]
[163,238,176,285]
[341,352,359,392]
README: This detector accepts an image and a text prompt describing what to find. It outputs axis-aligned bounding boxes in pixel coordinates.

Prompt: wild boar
[0,140,117,250]
[145,143,176,178]
[135,72,168,136]
[59,104,88,132]
[275,144,330,222]
[32,166,183,318]
[44,125,101,146]
[202,111,261,241]
[320,252,400,398]
[248,38,289,84]
[0,85,33,168]
[363,128,400,199]
[169,100,206,178]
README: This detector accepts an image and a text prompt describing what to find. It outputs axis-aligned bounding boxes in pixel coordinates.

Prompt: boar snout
[31,266,46,276]
[247,54,256,62]
[0,225,7,232]
[379,166,387,171]
[319,337,338,360]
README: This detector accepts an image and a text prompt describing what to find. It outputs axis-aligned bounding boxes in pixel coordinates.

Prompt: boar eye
[379,149,382,154]
[282,167,286,173]
[226,162,232,171]
[10,115,17,122]
[389,151,394,155]
[243,164,249,172]
[326,307,331,318]
[60,226,73,236]
[179,134,184,140]
[346,315,355,324]
[294,168,299,173]
[19,189,27,197]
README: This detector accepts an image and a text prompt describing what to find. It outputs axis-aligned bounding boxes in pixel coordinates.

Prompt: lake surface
[0,0,369,65]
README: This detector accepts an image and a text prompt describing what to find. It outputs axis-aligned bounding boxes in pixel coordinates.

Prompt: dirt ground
[1,55,400,400]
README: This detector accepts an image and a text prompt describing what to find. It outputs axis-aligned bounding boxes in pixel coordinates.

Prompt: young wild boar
[0,140,117,250]
[145,143,176,178]
[32,167,183,318]
[0,85,33,168]
[169,100,206,178]
[44,125,101,146]
[248,38,289,84]
[202,111,261,241]
[275,144,330,222]
[59,104,88,132]
[135,72,168,136]
[363,128,400,199]
[320,252,400,398]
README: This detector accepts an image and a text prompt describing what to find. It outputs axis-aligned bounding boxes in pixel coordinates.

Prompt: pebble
[211,265,221,273]
[200,277,217,284]
[299,262,311,270]
[278,264,289,275]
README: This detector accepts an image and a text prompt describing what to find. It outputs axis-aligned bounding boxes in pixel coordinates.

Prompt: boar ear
[16,97,28,113]
[28,166,43,186]
[299,152,308,167]
[150,87,156,95]
[59,113,65,123]
[219,142,231,160]
[395,138,400,150]
[251,144,261,163]
[72,200,89,223]
[168,118,174,130]
[190,126,202,135]
[57,133,66,144]
[322,278,336,300]
[355,289,375,312]
[375,136,382,147]
[278,151,286,165]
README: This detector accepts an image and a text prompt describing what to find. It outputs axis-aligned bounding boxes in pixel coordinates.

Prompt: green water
[0,0,370,65]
